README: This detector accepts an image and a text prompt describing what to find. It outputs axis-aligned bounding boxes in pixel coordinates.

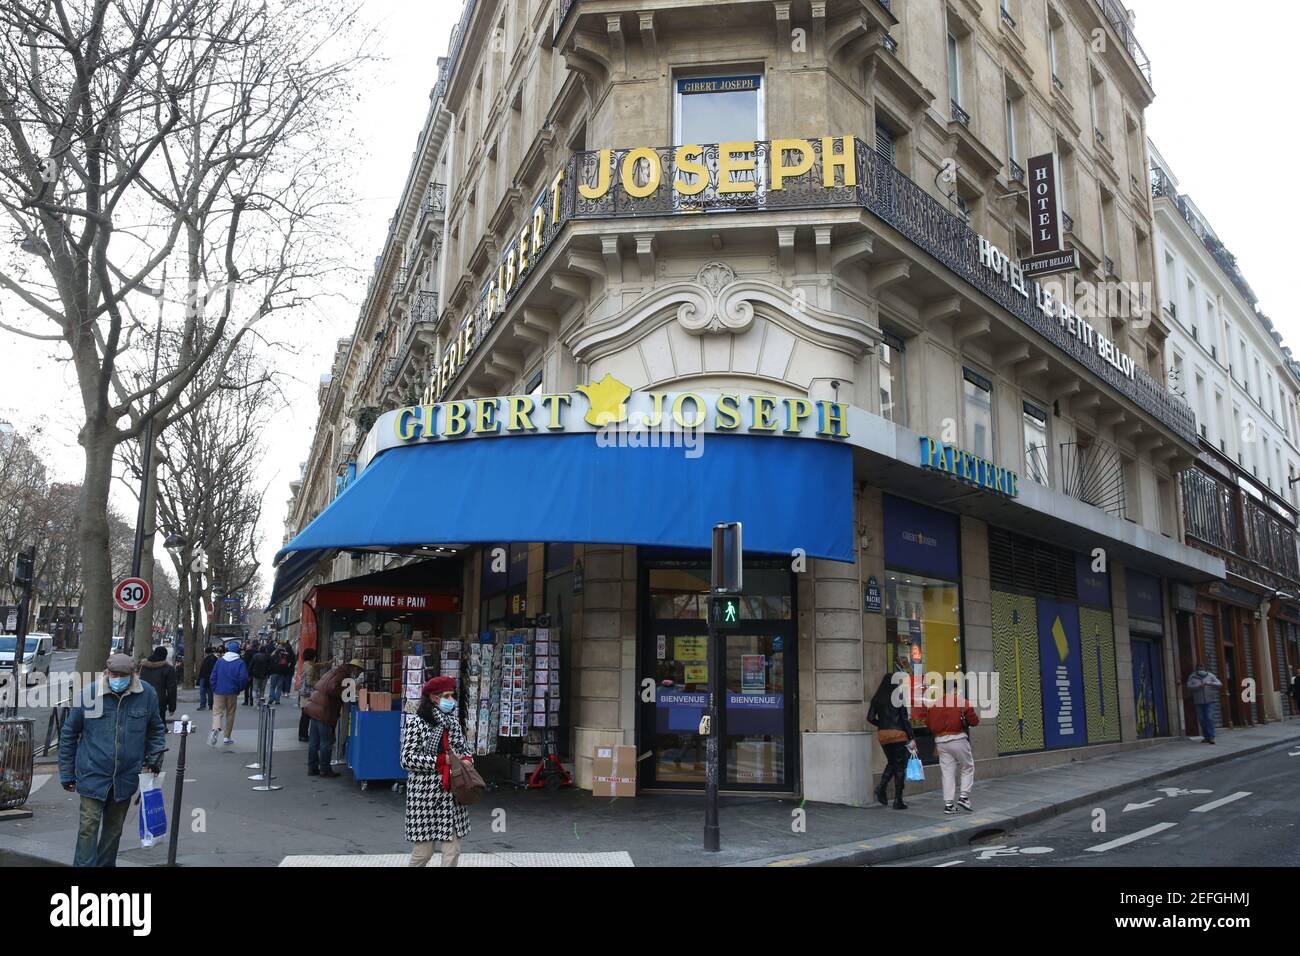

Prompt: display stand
[346,703,406,791]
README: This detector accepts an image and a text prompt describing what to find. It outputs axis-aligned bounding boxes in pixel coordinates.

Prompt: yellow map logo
[1052,616,1069,661]
[576,373,631,426]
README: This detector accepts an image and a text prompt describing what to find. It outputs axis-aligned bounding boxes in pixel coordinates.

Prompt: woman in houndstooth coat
[401,676,472,866]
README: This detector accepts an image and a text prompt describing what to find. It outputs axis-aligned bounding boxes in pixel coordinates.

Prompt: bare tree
[148,339,273,684]
[0,1,364,671]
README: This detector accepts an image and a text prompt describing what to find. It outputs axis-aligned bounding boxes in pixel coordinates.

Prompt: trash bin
[0,718,34,810]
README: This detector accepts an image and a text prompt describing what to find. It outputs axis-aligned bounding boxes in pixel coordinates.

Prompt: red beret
[422,676,456,697]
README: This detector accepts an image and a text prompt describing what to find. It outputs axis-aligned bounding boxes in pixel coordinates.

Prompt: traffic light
[710,594,742,629]
[13,546,34,591]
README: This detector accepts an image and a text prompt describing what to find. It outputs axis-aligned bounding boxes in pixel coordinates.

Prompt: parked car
[0,633,53,684]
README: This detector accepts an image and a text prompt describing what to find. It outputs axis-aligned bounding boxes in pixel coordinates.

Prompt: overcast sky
[1,1,1296,604]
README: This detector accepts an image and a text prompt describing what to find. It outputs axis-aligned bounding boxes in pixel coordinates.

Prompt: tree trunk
[75,423,116,674]
[134,439,161,663]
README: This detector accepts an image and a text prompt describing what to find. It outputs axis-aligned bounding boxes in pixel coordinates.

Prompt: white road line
[1190,791,1251,813]
[1085,822,1177,853]
[935,860,965,867]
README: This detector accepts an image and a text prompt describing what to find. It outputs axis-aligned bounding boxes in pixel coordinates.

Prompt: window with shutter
[874,121,896,167]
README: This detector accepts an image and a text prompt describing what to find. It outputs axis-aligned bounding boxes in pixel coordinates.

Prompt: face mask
[438,698,456,714]
[109,676,130,693]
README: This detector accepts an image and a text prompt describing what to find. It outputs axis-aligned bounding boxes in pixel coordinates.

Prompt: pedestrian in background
[138,646,178,730]
[867,663,914,810]
[298,648,320,742]
[209,641,250,746]
[59,653,166,867]
[1186,666,1224,744]
[268,642,294,705]
[197,645,219,711]
[302,658,363,777]
[241,643,256,704]
[1290,670,1300,717]
[401,676,472,867]
[915,678,980,814]
[249,643,271,702]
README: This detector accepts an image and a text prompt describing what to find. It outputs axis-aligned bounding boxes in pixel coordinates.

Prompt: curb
[739,732,1300,867]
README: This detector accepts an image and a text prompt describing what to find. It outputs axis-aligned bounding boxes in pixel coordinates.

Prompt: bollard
[246,700,268,770]
[166,715,191,866]
[252,705,282,792]
[248,702,277,782]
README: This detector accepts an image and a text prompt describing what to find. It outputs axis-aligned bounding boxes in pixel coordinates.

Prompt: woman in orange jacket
[915,680,980,814]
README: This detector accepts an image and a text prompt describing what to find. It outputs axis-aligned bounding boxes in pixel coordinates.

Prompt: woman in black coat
[867,665,915,809]
[138,646,178,727]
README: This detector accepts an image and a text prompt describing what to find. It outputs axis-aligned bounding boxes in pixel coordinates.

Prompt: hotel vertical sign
[1021,152,1079,278]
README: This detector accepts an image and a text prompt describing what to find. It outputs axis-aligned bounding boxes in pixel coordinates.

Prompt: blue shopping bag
[905,755,925,782]
[137,774,167,845]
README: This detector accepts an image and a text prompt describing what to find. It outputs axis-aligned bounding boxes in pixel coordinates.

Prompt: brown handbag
[877,729,909,745]
[441,724,487,806]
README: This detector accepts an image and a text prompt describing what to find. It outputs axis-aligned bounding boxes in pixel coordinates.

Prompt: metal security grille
[1241,618,1257,723]
[988,527,1078,601]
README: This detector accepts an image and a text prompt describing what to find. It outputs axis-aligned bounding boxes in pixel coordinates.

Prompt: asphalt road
[4,650,82,752]
[885,740,1300,867]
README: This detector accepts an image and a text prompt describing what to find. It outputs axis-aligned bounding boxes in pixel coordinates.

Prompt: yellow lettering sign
[770,139,814,190]
[718,142,758,194]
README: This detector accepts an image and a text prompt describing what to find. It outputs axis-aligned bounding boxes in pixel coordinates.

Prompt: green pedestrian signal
[711,595,741,629]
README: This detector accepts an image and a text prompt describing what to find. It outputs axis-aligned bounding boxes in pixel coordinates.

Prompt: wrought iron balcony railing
[1062,211,1074,232]
[1094,0,1152,84]
[951,101,971,127]
[1182,462,1300,584]
[1103,255,1115,276]
[882,33,898,54]
[479,138,1199,444]
[1150,166,1256,305]
[1000,3,1016,28]
[1009,160,1025,184]
[1052,73,1064,91]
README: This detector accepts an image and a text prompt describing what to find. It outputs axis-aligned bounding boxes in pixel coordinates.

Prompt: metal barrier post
[252,706,282,792]
[166,716,191,865]
[246,700,267,770]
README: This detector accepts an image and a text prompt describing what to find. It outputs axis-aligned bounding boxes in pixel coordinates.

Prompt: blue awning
[269,433,854,608]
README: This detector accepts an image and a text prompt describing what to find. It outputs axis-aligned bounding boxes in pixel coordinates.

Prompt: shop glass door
[641,561,796,791]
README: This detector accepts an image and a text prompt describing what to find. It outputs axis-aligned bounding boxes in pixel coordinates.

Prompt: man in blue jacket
[208,641,250,746]
[59,653,167,867]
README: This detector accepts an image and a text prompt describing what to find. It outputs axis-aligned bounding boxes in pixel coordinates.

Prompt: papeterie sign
[919,436,1020,498]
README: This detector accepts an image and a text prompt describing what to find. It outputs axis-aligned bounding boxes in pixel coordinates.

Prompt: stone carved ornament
[676,261,755,335]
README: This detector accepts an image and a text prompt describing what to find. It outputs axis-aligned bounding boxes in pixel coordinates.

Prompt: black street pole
[704,611,720,851]
[6,546,34,717]
[124,267,167,657]
[166,715,189,865]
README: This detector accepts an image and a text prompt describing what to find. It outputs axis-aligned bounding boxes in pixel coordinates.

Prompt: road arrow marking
[1288,750,1300,757]
[1157,787,1212,798]
[1124,797,1163,812]
[1086,822,1177,853]
[1190,791,1251,813]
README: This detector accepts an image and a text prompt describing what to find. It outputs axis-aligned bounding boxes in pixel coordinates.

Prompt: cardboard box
[592,744,637,797]
[358,690,394,712]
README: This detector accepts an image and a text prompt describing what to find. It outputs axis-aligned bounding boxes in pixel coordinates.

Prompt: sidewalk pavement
[3,685,1298,868]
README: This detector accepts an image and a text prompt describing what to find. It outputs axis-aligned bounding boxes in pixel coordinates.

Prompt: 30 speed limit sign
[114,577,151,612]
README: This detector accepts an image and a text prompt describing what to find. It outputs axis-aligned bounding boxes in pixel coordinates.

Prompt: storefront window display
[881,495,963,763]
